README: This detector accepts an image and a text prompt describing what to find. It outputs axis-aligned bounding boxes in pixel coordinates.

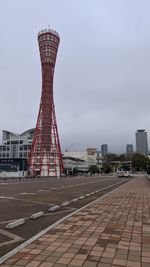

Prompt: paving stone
[33,255,49,262]
[74,254,87,260]
[97,263,112,267]
[39,250,53,256]
[15,259,30,266]
[142,257,150,263]
[45,256,59,263]
[82,261,97,267]
[39,263,53,267]
[113,258,127,266]
[142,263,150,267]
[50,251,64,257]
[22,254,35,260]
[26,261,41,267]
[54,264,67,267]
[56,257,71,264]
[4,259,18,264]
[100,257,113,263]
[127,260,141,267]
[128,255,141,262]
[69,259,85,266]
[115,253,128,260]
[30,249,42,255]
[12,252,27,260]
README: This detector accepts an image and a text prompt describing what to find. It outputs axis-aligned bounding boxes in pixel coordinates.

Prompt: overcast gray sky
[0,0,150,153]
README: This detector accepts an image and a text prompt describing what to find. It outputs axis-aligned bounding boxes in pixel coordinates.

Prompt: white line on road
[20,192,36,195]
[0,196,15,199]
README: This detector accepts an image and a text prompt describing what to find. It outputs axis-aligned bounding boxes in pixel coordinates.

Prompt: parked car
[117,171,133,178]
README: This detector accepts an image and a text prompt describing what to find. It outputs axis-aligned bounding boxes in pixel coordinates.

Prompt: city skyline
[2,128,150,156]
[1,1,150,153]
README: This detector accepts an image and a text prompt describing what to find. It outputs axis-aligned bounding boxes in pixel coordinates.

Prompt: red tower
[29,28,64,177]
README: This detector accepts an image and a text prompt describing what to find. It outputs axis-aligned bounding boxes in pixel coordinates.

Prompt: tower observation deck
[29,28,64,177]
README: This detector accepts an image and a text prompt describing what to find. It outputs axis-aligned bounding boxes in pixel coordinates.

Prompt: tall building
[101,144,108,157]
[135,129,148,155]
[29,28,64,177]
[126,144,133,155]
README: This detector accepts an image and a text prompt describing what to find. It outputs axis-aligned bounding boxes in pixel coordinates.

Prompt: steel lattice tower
[29,28,64,177]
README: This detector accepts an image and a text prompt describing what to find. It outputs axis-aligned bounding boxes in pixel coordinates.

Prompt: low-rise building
[0,129,35,159]
[0,129,35,177]
[63,156,89,175]
[63,148,102,166]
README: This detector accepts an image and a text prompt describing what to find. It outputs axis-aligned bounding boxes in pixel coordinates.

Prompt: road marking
[48,178,117,191]
[38,190,51,192]
[3,179,116,199]
[20,192,36,195]
[0,229,24,247]
[8,197,51,206]
[0,196,15,199]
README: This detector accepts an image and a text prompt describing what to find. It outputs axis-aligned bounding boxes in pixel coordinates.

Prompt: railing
[38,28,60,38]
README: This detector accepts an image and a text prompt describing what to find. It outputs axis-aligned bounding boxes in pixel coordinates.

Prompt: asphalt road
[0,175,129,257]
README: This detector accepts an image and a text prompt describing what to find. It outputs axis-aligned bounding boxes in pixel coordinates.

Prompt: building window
[11,141,18,144]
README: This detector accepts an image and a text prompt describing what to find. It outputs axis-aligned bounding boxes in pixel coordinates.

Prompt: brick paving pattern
[1,176,150,267]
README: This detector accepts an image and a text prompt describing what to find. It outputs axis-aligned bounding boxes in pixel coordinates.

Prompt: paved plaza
[1,176,150,267]
[0,175,125,256]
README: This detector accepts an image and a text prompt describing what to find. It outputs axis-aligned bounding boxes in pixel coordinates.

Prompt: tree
[105,153,118,162]
[102,163,113,173]
[88,165,99,174]
[132,153,150,171]
[119,154,126,162]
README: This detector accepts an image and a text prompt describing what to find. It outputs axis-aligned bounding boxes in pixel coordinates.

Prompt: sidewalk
[1,176,150,267]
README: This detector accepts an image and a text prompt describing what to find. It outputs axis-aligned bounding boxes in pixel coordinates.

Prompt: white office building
[0,129,35,159]
[64,148,102,166]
